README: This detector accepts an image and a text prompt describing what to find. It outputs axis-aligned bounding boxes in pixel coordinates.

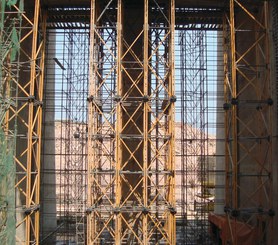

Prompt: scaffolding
[41,26,89,244]
[60,31,88,244]
[175,25,223,243]
[222,0,273,244]
[1,0,46,244]
[87,0,176,243]
[1,1,275,244]
[177,29,209,243]
[41,1,223,244]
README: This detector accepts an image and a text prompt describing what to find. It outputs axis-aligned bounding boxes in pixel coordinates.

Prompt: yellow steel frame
[115,0,123,244]
[87,0,176,243]
[4,1,46,244]
[224,1,273,244]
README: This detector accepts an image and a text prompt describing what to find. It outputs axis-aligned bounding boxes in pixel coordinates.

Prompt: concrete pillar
[121,2,144,201]
[40,31,57,244]
[119,3,145,238]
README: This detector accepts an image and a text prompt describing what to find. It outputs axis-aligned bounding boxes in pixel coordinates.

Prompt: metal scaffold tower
[17,2,45,243]
[2,0,276,244]
[87,0,176,243]
[52,27,89,244]
[0,0,46,243]
[224,0,273,244]
[177,29,211,244]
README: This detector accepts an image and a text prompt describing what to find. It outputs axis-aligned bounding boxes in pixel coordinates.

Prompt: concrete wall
[121,1,145,203]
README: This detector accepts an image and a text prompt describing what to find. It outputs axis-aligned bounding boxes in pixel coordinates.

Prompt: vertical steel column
[229,1,238,243]
[223,12,230,217]
[168,0,176,243]
[87,0,96,243]
[34,12,47,243]
[230,0,237,211]
[115,0,122,243]
[27,2,38,242]
[143,0,149,244]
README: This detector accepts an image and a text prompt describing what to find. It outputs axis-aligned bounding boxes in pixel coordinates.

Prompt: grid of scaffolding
[1,1,47,244]
[175,28,222,243]
[42,27,89,244]
[40,4,225,245]
[1,1,275,244]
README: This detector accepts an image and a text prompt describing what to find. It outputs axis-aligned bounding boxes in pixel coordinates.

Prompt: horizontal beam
[47,8,223,28]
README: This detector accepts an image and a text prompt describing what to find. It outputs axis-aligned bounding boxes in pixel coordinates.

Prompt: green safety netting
[0,0,21,244]
[0,130,15,245]
[7,0,17,8]
[10,27,19,62]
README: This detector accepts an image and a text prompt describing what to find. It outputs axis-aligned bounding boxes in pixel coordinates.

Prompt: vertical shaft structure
[2,1,278,244]
[87,0,176,243]
[0,1,46,244]
[87,0,118,243]
[224,1,273,244]
[1,1,46,243]
[0,0,46,243]
[8,0,46,243]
